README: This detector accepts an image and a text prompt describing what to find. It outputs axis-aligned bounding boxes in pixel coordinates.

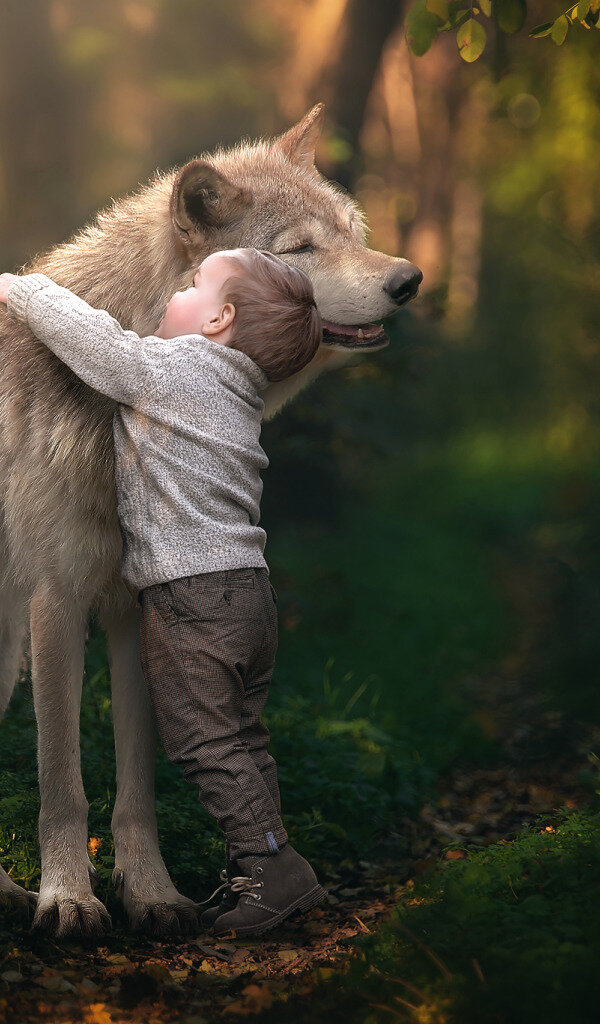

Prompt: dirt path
[404,557,596,869]
[0,868,398,1024]
[1,556,594,1024]
[405,678,593,869]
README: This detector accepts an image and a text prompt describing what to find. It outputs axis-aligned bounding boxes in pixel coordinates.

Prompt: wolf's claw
[0,872,38,923]
[32,893,112,939]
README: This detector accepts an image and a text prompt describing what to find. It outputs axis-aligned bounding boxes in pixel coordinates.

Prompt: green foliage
[366,809,600,1023]
[405,0,440,56]
[266,809,600,1023]
[551,13,569,42]
[457,18,487,61]
[405,0,600,60]
[529,20,555,36]
[494,0,527,34]
[0,324,523,899]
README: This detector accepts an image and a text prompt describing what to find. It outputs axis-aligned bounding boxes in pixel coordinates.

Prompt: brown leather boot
[213,844,326,937]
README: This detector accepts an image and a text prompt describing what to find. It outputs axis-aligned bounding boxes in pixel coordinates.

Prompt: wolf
[0,104,421,938]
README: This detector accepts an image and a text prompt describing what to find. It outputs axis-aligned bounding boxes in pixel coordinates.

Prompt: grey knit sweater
[7,274,270,589]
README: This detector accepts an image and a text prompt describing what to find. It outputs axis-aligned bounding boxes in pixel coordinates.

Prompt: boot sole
[214,884,328,937]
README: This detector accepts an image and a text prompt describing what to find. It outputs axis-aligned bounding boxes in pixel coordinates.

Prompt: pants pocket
[144,586,177,624]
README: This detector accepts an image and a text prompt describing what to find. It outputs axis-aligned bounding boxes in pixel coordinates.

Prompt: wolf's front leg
[30,581,111,938]
[103,598,199,935]
[0,574,37,920]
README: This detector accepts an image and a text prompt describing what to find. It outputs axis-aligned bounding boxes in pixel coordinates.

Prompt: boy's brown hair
[222,249,322,382]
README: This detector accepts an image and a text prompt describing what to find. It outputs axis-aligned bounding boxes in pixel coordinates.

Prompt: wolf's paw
[113,867,200,935]
[32,891,112,939]
[0,868,37,923]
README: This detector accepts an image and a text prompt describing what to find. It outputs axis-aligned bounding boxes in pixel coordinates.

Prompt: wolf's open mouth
[321,320,388,349]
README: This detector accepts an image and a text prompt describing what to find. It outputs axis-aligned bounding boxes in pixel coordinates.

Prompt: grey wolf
[1,249,320,590]
[0,103,421,938]
[2,254,319,895]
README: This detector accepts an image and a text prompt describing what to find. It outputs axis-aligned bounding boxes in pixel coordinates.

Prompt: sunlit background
[1,2,600,1017]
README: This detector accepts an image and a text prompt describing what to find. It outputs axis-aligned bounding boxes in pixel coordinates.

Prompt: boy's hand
[0,273,18,304]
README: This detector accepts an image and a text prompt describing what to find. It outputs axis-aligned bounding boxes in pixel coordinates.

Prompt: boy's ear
[221,302,235,326]
[170,161,252,247]
[203,301,235,337]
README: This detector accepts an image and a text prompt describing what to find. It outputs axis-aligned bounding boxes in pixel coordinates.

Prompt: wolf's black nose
[383,264,423,304]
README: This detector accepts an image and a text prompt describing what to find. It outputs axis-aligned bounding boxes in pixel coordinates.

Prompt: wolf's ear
[170,160,252,243]
[275,103,325,169]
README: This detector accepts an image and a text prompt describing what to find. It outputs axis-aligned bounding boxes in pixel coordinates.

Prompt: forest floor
[1,558,596,1024]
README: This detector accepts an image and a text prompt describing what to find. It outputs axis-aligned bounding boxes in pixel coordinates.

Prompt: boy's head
[155,248,322,382]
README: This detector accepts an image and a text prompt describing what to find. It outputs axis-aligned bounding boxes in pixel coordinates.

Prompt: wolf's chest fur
[0,315,120,592]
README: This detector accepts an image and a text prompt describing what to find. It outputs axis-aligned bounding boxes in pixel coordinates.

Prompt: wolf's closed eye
[277,243,315,255]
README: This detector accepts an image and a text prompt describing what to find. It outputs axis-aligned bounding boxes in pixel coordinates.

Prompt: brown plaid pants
[139,567,288,861]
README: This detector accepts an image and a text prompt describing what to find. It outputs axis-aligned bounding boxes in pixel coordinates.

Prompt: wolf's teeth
[357,328,364,338]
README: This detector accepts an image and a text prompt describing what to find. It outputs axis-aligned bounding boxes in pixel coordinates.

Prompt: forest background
[0,2,599,1022]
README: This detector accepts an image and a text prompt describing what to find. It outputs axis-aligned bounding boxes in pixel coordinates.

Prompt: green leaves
[585,0,600,25]
[406,0,439,56]
[529,22,554,37]
[406,0,488,59]
[457,18,487,60]
[551,14,569,43]
[426,0,449,21]
[406,0,600,58]
[494,0,527,33]
[529,0,600,46]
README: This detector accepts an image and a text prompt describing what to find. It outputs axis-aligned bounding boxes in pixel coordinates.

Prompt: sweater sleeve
[6,273,176,407]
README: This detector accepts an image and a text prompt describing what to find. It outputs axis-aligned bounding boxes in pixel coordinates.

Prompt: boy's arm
[2,272,175,407]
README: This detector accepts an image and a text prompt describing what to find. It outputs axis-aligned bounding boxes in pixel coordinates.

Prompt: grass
[0,416,515,905]
[1,314,599,1019]
[267,806,600,1024]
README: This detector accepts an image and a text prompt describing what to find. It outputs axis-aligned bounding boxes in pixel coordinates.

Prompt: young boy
[0,248,326,936]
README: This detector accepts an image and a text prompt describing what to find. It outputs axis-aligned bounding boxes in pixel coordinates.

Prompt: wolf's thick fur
[0,105,419,937]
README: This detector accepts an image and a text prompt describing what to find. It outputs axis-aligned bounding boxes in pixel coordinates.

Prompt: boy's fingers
[0,273,16,303]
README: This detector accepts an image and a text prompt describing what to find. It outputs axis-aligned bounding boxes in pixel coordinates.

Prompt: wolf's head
[170,104,422,356]
[40,104,422,416]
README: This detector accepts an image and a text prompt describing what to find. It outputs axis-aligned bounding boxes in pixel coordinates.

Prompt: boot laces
[199,868,262,905]
[229,874,263,900]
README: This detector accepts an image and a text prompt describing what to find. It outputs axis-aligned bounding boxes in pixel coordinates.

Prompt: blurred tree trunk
[0,0,74,265]
[312,0,406,188]
[404,40,464,285]
[405,43,486,318]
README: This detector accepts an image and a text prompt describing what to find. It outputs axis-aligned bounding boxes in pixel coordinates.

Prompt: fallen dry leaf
[312,967,336,982]
[106,953,131,967]
[79,978,100,994]
[240,983,273,1012]
[0,971,23,984]
[143,962,173,982]
[83,1004,112,1024]
[195,942,231,961]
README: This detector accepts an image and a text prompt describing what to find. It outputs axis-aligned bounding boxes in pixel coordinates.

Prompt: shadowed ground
[1,308,599,1021]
